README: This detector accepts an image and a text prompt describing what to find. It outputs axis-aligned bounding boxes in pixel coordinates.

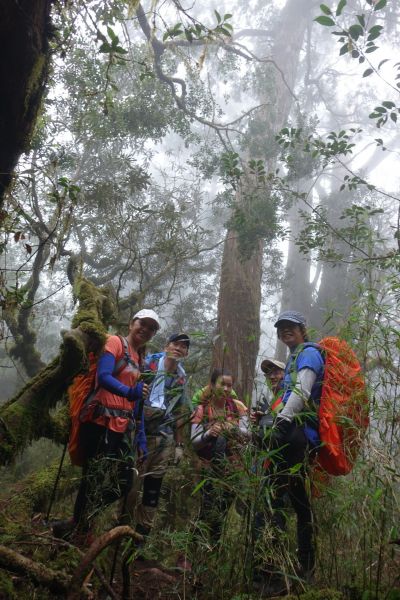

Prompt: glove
[267,417,293,450]
[127,381,144,403]
[174,444,184,465]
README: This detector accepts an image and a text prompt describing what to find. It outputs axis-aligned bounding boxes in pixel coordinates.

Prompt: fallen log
[0,543,70,594]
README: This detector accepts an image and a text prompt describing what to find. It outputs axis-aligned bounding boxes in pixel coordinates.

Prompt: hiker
[251,358,285,431]
[54,309,160,542]
[123,333,192,542]
[258,310,324,590]
[191,368,250,543]
[192,377,238,407]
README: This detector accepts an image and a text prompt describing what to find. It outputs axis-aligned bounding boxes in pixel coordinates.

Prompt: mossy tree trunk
[0,278,116,465]
[0,0,52,205]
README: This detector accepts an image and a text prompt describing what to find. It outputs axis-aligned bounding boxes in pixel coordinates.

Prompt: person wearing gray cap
[123,332,191,544]
[252,358,285,430]
[260,358,286,395]
[259,311,324,590]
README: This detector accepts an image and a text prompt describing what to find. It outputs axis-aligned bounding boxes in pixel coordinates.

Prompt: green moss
[283,590,344,600]
[0,459,79,520]
[0,568,17,599]
[50,546,81,572]
[0,275,117,466]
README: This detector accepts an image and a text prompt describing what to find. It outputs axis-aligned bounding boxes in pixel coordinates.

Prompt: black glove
[267,417,293,450]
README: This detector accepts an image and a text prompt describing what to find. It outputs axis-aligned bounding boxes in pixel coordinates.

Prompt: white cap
[132,309,161,330]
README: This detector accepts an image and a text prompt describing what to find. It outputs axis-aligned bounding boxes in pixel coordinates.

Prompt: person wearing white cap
[54,308,160,543]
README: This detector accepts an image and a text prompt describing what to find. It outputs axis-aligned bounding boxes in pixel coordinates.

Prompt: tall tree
[212,0,316,398]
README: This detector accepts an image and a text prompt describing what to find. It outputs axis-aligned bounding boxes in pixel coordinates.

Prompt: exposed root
[67,525,142,600]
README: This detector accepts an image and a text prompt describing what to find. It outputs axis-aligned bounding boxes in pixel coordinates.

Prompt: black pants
[73,422,135,530]
[260,425,315,572]
[199,436,234,543]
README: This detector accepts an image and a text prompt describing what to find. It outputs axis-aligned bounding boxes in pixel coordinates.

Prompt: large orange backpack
[313,337,369,476]
[67,337,134,466]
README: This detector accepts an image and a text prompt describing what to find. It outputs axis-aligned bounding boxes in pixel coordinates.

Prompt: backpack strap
[114,335,140,374]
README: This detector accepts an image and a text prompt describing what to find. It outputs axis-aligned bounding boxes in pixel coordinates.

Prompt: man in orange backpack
[257,311,324,593]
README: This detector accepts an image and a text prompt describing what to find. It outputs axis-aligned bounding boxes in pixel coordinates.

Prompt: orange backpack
[313,337,369,476]
[67,337,134,466]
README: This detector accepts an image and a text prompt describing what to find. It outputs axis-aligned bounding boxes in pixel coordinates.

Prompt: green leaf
[339,43,349,55]
[214,9,222,23]
[374,0,387,10]
[390,112,397,123]
[320,4,332,15]
[220,26,232,36]
[336,0,347,16]
[99,42,112,53]
[184,29,193,42]
[314,15,335,26]
[107,26,118,42]
[382,101,395,109]
[362,68,373,77]
[348,24,363,40]
[367,25,383,41]
[356,14,365,27]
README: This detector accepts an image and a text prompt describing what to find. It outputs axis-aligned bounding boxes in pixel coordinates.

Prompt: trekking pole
[45,440,68,524]
[109,378,147,585]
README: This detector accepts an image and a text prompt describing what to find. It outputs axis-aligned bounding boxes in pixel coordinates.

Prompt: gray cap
[261,358,286,373]
[274,310,306,328]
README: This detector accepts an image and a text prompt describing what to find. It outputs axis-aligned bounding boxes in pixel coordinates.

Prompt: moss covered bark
[0,278,116,464]
[0,460,78,524]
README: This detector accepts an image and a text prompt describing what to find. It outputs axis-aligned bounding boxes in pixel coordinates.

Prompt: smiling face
[128,317,158,350]
[263,366,284,393]
[165,339,189,360]
[277,320,306,349]
[214,374,233,399]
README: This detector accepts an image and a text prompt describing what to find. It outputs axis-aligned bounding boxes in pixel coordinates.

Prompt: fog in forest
[0,0,399,598]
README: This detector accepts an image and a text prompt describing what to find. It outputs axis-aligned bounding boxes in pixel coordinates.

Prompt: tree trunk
[212,0,314,398]
[0,0,52,204]
[213,235,263,400]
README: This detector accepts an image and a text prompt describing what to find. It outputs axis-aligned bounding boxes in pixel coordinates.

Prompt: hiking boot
[297,550,315,584]
[52,517,76,539]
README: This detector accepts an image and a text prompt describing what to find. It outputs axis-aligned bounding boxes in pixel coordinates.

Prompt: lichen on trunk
[0,278,116,465]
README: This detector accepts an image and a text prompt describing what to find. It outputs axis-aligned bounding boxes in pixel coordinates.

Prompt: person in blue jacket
[258,311,324,592]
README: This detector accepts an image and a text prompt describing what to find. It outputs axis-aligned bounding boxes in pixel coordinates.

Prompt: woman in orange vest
[54,309,160,543]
